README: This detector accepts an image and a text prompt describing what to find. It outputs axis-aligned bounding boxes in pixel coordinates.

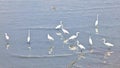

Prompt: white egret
[64,32,79,44]
[89,36,93,46]
[61,24,69,34]
[95,14,99,27]
[5,33,9,40]
[102,38,114,50]
[27,30,31,44]
[68,32,79,40]
[89,36,94,53]
[55,21,63,30]
[77,40,85,52]
[47,34,54,41]
[5,33,10,43]
[62,28,69,34]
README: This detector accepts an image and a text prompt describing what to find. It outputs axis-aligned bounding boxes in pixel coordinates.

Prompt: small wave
[11,53,73,59]
[20,27,56,30]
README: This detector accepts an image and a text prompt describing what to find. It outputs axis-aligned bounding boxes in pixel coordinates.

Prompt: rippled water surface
[0,0,120,68]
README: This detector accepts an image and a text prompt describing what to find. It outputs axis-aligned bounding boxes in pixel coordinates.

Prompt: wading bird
[64,32,79,44]
[95,14,99,27]
[89,36,94,53]
[89,36,93,47]
[27,30,31,44]
[68,32,79,40]
[102,38,114,50]
[55,21,63,30]
[61,24,69,34]
[77,40,85,53]
[5,33,10,43]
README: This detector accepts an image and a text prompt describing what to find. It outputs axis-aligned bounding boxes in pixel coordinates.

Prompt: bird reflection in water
[95,27,99,34]
[47,34,55,55]
[28,44,32,52]
[48,46,54,55]
[103,50,114,64]
[5,43,10,50]
[67,53,86,68]
[69,45,78,51]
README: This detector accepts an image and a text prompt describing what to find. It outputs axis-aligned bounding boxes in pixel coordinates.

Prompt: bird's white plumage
[61,23,69,34]
[77,41,85,50]
[89,36,93,45]
[102,38,114,47]
[105,43,114,47]
[48,34,54,41]
[95,20,98,27]
[5,33,9,40]
[68,32,79,40]
[27,30,30,43]
[62,28,69,34]
[63,32,79,44]
[95,14,99,27]
[55,25,62,29]
[55,21,63,29]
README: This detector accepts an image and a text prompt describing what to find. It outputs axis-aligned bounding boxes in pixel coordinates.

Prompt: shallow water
[0,0,120,68]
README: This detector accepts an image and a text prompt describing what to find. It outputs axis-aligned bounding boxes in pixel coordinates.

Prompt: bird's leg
[108,47,111,51]
[27,44,32,56]
[28,44,32,53]
[80,49,83,53]
[6,40,9,44]
[90,45,92,50]
[27,41,30,44]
